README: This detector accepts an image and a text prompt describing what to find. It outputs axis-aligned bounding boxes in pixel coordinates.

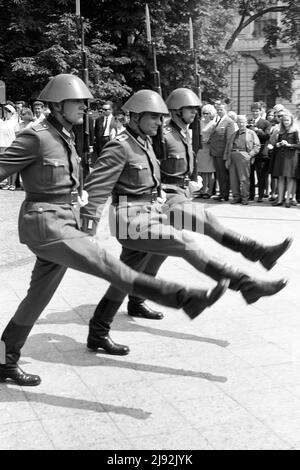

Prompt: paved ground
[1,189,300,450]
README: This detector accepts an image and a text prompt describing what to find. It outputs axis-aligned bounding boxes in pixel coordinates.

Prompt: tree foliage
[0,0,298,103]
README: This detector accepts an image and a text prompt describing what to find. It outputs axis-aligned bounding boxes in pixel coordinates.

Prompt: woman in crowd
[196,104,217,198]
[0,104,19,190]
[270,112,300,208]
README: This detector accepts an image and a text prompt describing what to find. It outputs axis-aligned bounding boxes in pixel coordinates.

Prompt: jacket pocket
[128,163,149,185]
[19,203,60,244]
[163,153,186,174]
[42,158,65,184]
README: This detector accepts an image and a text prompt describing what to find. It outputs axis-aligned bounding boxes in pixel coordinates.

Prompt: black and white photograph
[0,0,299,453]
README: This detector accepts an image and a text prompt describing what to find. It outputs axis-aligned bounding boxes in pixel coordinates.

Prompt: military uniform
[81,125,228,325]
[0,116,174,365]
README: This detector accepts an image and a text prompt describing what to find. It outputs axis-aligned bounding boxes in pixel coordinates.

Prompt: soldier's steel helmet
[166,88,201,110]
[122,90,169,115]
[38,74,93,102]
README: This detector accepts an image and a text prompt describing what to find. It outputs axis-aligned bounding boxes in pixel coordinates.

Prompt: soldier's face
[181,106,197,124]
[139,112,162,136]
[63,99,86,125]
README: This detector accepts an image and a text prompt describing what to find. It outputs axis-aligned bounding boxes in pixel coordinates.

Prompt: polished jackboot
[222,231,292,271]
[87,298,130,355]
[127,296,164,320]
[0,320,41,386]
[131,276,229,320]
[204,259,287,304]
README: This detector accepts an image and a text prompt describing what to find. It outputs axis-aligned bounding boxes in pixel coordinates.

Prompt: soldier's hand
[188,180,202,195]
[157,189,167,204]
[225,160,231,169]
[78,190,89,207]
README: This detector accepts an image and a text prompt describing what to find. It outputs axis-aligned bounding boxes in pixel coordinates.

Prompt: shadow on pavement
[37,305,230,348]
[24,333,228,383]
[0,384,151,420]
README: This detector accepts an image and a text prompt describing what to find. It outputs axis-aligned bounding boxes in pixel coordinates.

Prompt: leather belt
[162,175,190,188]
[112,191,158,204]
[25,190,79,205]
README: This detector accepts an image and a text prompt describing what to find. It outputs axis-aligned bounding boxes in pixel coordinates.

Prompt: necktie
[103,117,107,133]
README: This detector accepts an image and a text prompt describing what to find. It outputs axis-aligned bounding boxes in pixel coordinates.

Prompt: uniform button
[54,161,59,167]
[38,207,43,213]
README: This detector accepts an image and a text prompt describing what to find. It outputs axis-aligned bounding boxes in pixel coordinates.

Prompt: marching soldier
[81,89,289,356]
[0,76,227,386]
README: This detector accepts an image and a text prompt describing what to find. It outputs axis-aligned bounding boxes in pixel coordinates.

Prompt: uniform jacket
[209,115,236,158]
[0,116,82,245]
[224,128,261,164]
[82,128,161,222]
[158,120,197,184]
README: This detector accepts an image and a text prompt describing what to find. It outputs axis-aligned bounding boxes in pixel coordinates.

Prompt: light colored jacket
[224,128,260,165]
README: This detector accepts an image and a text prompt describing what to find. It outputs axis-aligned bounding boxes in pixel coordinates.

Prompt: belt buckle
[70,190,79,205]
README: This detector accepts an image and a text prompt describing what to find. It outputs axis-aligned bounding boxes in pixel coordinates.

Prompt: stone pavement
[1,190,300,450]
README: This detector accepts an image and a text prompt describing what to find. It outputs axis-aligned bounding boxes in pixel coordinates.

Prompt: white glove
[157,189,167,204]
[188,177,203,195]
[78,190,89,207]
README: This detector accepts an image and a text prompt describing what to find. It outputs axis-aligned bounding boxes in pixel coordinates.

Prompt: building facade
[228,6,300,115]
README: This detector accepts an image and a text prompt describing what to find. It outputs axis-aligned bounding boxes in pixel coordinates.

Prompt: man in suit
[209,101,236,201]
[93,102,116,158]
[248,102,271,202]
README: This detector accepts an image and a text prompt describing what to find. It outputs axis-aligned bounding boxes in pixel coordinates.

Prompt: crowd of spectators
[0,100,50,190]
[1,95,300,209]
[196,100,300,208]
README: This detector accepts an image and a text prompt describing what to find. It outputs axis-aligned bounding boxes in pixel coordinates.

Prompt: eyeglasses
[102,108,110,111]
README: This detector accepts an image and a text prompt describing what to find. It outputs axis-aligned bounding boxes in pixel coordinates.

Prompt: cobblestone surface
[1,190,300,450]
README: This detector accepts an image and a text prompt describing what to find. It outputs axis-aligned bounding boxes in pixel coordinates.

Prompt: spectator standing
[209,101,235,201]
[271,112,300,207]
[248,102,271,202]
[224,115,260,205]
[0,104,19,190]
[32,101,46,123]
[196,104,217,198]
[93,102,116,158]
[294,103,300,203]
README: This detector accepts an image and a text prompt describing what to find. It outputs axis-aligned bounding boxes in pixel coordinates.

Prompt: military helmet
[38,74,93,103]
[122,90,169,115]
[166,88,201,110]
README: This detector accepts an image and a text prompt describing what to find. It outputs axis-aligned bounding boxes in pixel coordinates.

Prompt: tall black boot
[0,320,41,386]
[222,231,292,271]
[204,259,287,304]
[132,276,229,320]
[87,298,130,355]
[127,296,164,320]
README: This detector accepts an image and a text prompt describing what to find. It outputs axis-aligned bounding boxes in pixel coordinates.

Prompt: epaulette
[32,122,49,132]
[115,134,129,141]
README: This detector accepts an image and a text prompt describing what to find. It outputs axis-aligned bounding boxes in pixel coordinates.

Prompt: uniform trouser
[10,235,147,328]
[102,199,229,307]
[229,152,251,201]
[212,157,229,199]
